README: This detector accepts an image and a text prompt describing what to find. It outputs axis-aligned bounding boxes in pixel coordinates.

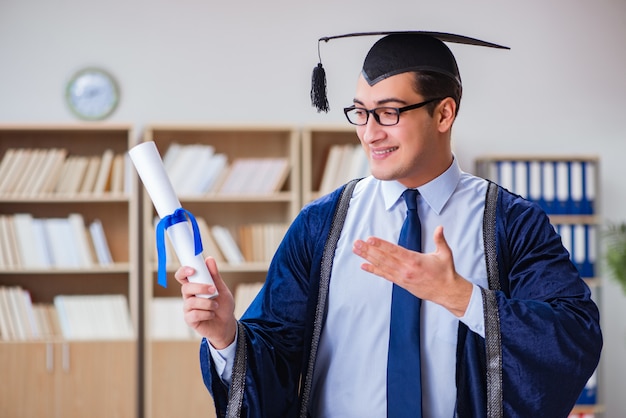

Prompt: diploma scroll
[128,141,217,298]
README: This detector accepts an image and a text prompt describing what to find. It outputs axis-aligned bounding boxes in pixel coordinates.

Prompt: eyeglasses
[343,98,443,126]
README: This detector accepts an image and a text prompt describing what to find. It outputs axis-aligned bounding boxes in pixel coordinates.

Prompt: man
[175,32,602,417]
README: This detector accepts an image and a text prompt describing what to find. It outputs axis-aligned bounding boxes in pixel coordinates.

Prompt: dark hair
[412,71,462,116]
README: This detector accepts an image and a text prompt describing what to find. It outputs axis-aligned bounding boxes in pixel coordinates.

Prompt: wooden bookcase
[475,155,602,414]
[301,125,362,205]
[140,124,300,418]
[0,124,139,418]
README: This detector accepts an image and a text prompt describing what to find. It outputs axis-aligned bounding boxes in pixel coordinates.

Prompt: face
[352,72,455,188]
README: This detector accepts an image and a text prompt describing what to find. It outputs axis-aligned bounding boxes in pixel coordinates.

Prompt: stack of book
[476,158,598,278]
[0,213,113,269]
[162,143,290,195]
[0,286,134,341]
[476,159,596,215]
[0,148,128,197]
[152,216,288,267]
[319,144,369,195]
[151,297,199,340]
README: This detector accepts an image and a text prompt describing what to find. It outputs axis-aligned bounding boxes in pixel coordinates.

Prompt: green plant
[603,221,626,295]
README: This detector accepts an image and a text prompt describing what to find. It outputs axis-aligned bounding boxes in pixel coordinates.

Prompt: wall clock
[66,67,120,121]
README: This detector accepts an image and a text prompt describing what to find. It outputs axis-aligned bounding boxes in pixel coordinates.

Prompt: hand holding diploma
[128,141,218,298]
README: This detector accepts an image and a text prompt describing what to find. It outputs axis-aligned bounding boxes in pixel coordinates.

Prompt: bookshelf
[140,124,300,418]
[475,155,602,416]
[0,124,139,418]
[301,125,364,205]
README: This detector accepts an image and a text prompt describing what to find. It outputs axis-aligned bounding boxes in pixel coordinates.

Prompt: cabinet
[301,125,362,205]
[0,124,139,418]
[140,124,300,417]
[475,155,602,416]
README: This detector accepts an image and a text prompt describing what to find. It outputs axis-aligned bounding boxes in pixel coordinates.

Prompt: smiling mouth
[372,147,398,155]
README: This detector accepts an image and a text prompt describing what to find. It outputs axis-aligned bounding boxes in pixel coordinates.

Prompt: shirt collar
[381,156,461,215]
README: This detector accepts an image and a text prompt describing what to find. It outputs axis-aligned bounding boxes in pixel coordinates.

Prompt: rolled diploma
[128,141,217,298]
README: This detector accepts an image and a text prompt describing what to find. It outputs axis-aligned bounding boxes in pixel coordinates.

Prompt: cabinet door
[149,341,215,418]
[56,341,136,418]
[0,342,57,417]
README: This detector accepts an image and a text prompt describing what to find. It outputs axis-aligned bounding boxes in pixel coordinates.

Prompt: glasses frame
[343,97,444,126]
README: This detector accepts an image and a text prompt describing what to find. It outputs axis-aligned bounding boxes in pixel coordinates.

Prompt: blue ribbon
[155,208,203,288]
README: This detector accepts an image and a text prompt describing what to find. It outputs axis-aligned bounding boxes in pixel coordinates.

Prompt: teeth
[373,147,398,155]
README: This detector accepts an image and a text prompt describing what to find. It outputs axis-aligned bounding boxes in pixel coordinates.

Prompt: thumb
[205,256,229,295]
[433,225,452,257]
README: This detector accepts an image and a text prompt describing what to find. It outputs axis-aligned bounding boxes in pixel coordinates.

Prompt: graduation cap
[311,31,510,113]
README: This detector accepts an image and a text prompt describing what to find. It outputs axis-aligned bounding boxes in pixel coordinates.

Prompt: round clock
[66,67,120,120]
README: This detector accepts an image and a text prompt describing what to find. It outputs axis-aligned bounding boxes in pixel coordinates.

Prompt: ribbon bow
[155,208,203,288]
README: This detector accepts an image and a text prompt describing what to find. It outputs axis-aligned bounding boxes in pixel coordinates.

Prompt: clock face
[66,68,119,120]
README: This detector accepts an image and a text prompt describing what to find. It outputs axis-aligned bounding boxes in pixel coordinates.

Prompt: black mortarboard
[311,31,509,112]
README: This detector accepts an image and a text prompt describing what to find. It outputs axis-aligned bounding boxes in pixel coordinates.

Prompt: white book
[319,144,345,195]
[109,154,125,194]
[38,149,69,195]
[177,144,215,195]
[93,149,115,194]
[89,219,113,266]
[31,218,53,268]
[497,160,514,192]
[211,225,245,264]
[68,213,94,267]
[7,286,27,340]
[21,289,40,340]
[197,153,228,194]
[0,149,26,194]
[0,287,15,340]
[78,155,101,194]
[513,161,528,198]
[44,217,80,268]
[13,213,48,269]
[0,149,17,193]
[0,215,20,268]
[14,149,46,197]
[528,161,542,202]
[151,297,194,340]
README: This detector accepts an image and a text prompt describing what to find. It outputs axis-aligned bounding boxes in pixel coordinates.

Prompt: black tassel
[311,63,330,113]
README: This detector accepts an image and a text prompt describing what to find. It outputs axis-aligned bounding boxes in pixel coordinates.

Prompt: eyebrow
[352,97,411,107]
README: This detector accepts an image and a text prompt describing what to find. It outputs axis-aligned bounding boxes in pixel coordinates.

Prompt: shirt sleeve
[206,326,238,386]
[458,284,485,338]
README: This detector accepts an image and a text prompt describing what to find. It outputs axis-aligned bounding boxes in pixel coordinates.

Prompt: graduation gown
[199,180,602,418]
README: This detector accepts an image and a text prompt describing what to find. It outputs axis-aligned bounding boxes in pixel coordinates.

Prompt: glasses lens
[375,107,400,126]
[345,107,368,125]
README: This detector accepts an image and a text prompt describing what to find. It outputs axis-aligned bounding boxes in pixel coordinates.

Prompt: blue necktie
[387,189,422,417]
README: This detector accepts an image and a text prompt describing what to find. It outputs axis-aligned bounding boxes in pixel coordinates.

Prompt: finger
[354,237,407,268]
[174,265,195,284]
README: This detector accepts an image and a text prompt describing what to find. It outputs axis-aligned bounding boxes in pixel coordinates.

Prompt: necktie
[387,189,422,417]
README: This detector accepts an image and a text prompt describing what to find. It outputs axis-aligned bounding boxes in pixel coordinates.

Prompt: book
[210,225,245,264]
[233,282,264,319]
[13,213,49,269]
[38,148,69,195]
[109,154,125,194]
[89,219,114,266]
[151,297,196,339]
[93,149,115,194]
[68,213,94,267]
[217,158,289,195]
[78,155,102,194]
[44,217,81,268]
[53,294,133,340]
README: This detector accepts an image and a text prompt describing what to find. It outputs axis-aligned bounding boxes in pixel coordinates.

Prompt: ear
[436,97,457,133]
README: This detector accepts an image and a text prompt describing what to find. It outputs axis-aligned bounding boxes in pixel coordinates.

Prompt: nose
[360,113,385,144]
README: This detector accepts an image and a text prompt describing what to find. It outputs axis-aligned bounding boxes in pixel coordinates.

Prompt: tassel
[311,63,330,113]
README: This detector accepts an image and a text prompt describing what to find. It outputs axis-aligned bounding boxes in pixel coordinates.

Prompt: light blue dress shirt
[210,158,489,418]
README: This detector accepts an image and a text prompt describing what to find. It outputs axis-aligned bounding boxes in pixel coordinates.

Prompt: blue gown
[199,180,602,418]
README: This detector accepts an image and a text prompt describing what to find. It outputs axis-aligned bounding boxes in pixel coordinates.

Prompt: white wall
[2,0,625,415]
